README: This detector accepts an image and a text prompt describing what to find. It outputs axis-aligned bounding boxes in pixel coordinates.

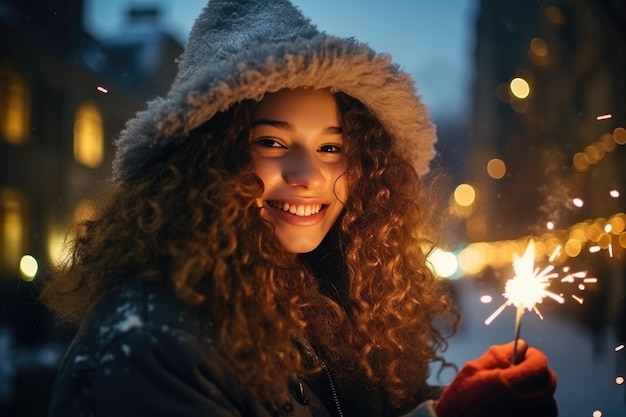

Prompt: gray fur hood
[112,0,437,182]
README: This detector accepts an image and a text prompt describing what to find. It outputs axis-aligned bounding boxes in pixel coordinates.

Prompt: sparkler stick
[512,307,524,365]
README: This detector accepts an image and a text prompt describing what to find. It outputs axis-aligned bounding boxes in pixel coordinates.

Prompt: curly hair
[41,91,458,412]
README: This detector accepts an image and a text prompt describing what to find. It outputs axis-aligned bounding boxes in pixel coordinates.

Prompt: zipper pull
[293,381,310,405]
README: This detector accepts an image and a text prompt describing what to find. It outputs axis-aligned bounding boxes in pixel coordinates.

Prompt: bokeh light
[19,254,38,281]
[487,158,506,179]
[427,248,458,279]
[509,77,530,99]
[614,127,626,145]
[454,183,476,207]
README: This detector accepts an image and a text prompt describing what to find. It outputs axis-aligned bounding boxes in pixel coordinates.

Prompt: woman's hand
[434,340,558,417]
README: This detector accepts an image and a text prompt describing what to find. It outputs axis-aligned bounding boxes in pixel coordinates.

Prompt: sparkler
[483,239,592,364]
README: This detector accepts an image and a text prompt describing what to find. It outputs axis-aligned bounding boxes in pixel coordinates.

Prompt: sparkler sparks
[483,239,594,363]
[485,240,562,325]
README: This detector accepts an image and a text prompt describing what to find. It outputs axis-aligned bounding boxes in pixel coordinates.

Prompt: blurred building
[0,0,182,415]
[458,2,626,404]
[464,0,626,245]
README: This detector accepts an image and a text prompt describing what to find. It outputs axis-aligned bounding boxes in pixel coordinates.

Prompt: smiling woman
[251,89,348,254]
[40,1,557,417]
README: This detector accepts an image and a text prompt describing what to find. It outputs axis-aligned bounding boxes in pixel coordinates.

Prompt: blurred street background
[0,0,625,415]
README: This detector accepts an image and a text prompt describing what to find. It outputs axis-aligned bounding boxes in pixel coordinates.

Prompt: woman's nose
[282,146,324,188]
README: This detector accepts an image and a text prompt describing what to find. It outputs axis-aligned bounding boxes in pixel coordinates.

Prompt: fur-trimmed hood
[112,0,437,182]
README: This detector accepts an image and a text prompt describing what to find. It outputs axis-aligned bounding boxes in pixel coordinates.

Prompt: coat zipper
[321,361,344,417]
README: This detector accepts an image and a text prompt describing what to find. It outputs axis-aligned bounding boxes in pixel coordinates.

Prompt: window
[0,63,30,145]
[0,188,26,274]
[73,101,104,168]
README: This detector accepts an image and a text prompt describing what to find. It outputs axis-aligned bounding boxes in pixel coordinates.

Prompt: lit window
[0,188,27,274]
[73,101,104,168]
[0,63,30,145]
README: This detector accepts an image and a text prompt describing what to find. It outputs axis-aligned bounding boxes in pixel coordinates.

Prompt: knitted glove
[434,340,558,417]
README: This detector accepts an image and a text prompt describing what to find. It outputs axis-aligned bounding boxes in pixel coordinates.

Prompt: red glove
[435,340,558,417]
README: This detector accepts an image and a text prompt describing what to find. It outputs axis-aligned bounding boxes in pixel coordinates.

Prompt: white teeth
[267,201,322,216]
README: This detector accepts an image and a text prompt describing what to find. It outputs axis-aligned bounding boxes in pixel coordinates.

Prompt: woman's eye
[253,138,284,148]
[318,144,342,153]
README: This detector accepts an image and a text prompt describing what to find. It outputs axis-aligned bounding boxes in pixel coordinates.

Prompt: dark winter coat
[48,280,439,417]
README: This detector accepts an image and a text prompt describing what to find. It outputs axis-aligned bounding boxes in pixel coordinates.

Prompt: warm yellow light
[530,38,548,57]
[542,236,560,256]
[529,38,549,66]
[466,213,487,241]
[74,101,104,168]
[72,199,97,224]
[487,158,506,179]
[614,127,626,145]
[427,248,458,279]
[1,188,26,272]
[458,244,489,275]
[448,199,474,219]
[568,227,586,243]
[48,231,71,267]
[19,254,38,281]
[587,223,603,241]
[608,215,625,234]
[454,184,476,207]
[465,212,487,241]
[564,239,582,257]
[584,145,600,164]
[510,78,530,99]
[600,133,616,152]
[545,6,564,24]
[572,152,589,171]
[597,233,612,249]
[0,64,30,145]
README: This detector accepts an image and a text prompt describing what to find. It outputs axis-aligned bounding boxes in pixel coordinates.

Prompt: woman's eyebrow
[252,119,291,130]
[324,126,343,135]
[252,119,343,135]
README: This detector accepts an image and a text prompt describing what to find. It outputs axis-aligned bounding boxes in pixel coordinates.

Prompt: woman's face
[250,88,349,253]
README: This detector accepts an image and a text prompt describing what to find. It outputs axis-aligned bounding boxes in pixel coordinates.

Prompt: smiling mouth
[266,201,324,216]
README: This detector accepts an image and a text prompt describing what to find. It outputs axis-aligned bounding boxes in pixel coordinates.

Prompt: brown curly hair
[41,91,458,413]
